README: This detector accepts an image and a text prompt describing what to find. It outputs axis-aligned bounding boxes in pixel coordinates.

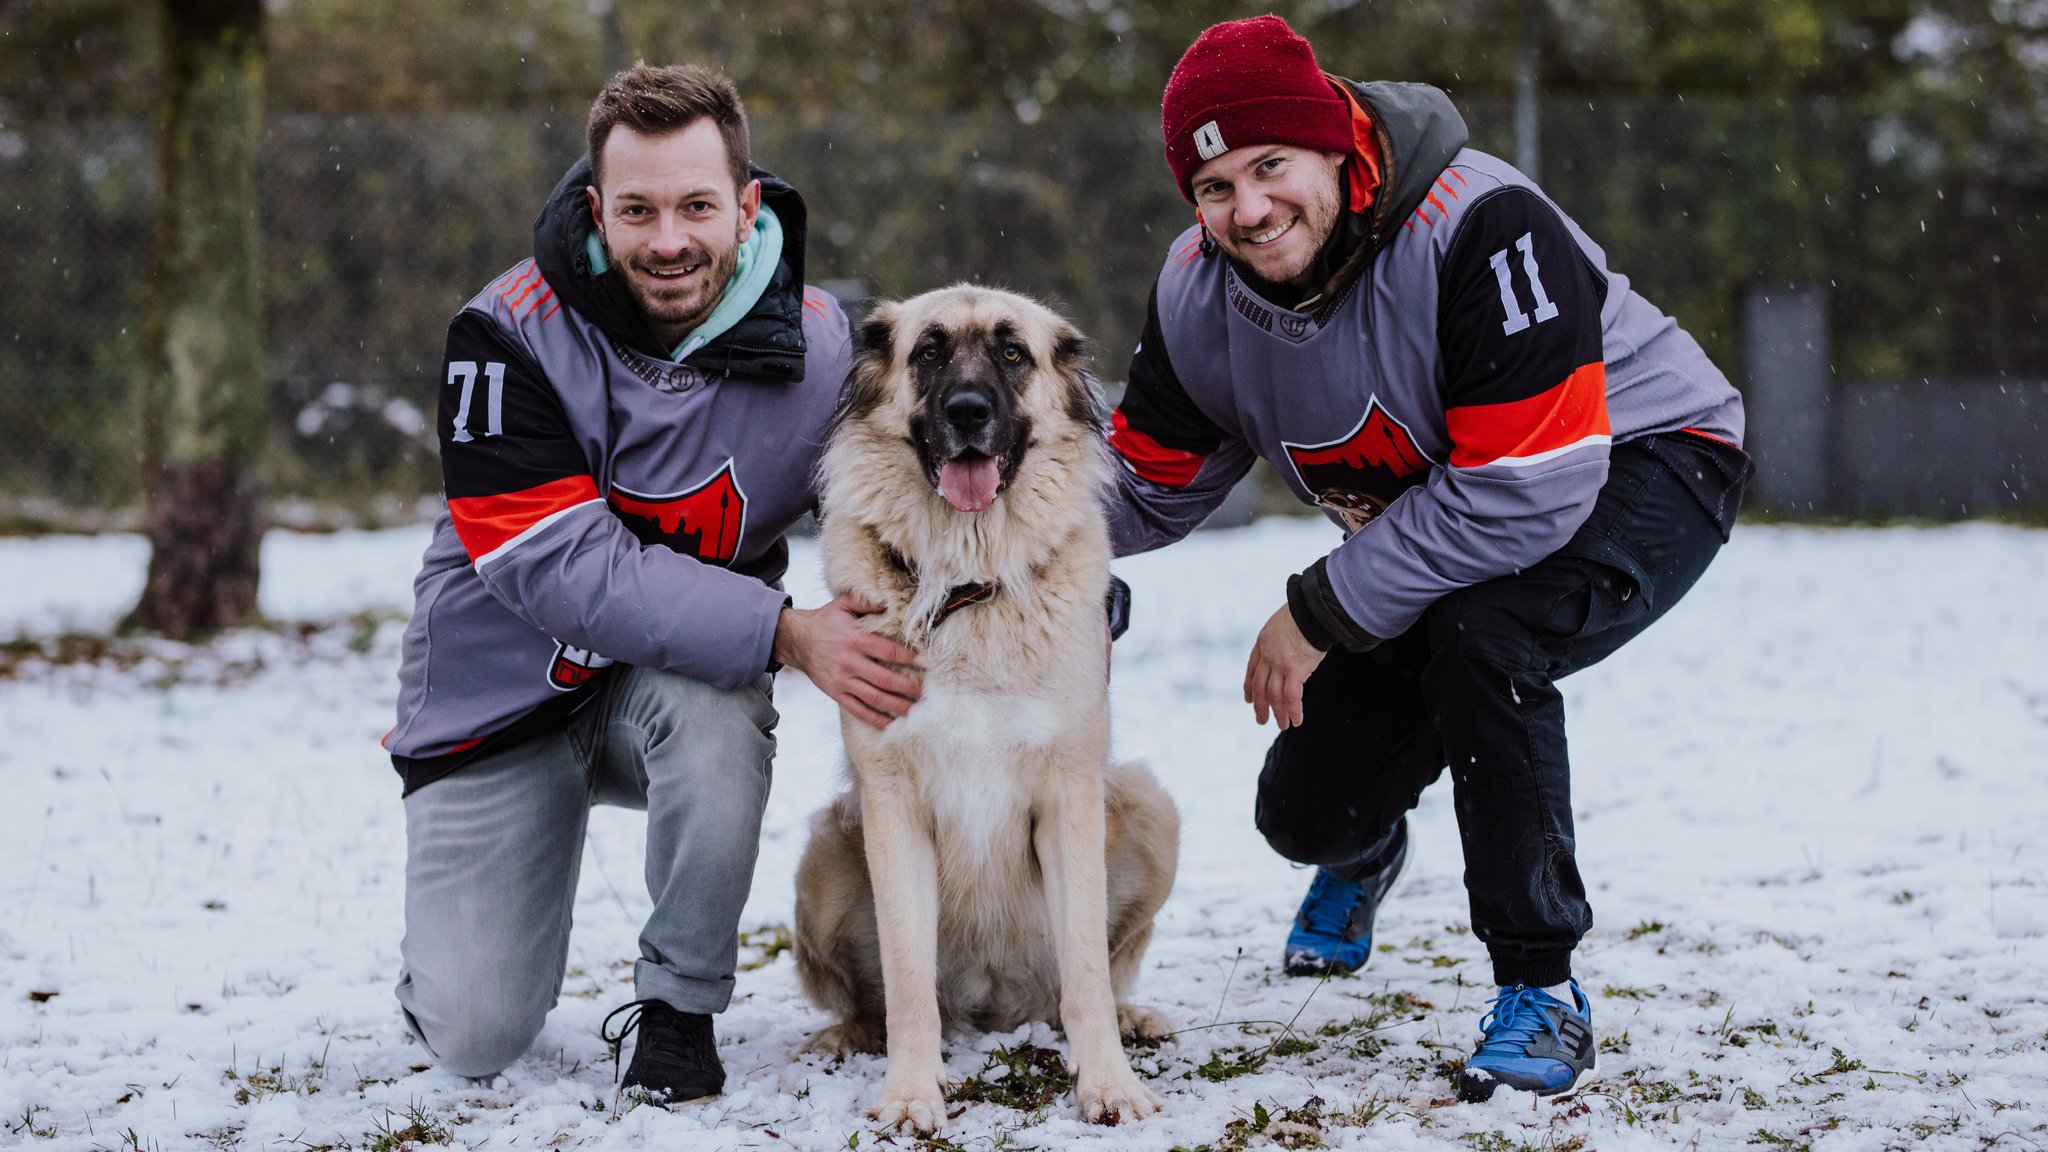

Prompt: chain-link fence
[3,97,2044,527]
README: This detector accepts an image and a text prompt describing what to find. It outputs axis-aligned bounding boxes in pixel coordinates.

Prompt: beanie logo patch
[1193,120,1228,161]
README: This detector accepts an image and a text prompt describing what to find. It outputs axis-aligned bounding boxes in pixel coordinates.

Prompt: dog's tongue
[938,457,1000,513]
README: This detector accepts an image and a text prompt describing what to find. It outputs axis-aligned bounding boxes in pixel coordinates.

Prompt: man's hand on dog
[1244,604,1325,729]
[775,595,924,728]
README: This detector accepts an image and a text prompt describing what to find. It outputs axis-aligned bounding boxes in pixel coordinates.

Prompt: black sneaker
[602,999,725,1106]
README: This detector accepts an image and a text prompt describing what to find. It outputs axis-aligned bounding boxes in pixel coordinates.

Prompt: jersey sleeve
[1104,285,1255,556]
[437,309,789,687]
[1311,188,1614,643]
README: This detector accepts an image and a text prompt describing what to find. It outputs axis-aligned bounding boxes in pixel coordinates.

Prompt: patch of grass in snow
[189,1124,246,1150]
[1314,989,1432,1058]
[0,610,403,682]
[1600,984,1655,1000]
[1463,1133,1589,1152]
[223,1042,333,1104]
[1191,1035,1317,1082]
[363,1101,452,1151]
[1623,920,1666,940]
[946,1044,1072,1114]
[1749,1123,1823,1151]
[7,1104,57,1139]
[1171,1096,1336,1152]
[0,631,134,677]
[737,922,794,972]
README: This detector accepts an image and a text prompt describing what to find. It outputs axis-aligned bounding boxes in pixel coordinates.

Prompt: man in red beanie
[1105,15,1752,1102]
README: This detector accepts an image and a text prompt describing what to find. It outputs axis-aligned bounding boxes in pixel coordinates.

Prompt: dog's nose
[944,390,993,432]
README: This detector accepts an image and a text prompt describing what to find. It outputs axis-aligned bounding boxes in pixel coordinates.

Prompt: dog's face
[838,286,1100,514]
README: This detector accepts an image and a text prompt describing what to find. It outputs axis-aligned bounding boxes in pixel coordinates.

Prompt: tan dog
[792,286,1180,1132]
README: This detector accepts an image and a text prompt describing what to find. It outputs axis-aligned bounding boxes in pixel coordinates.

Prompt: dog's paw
[802,1021,884,1060]
[1117,1003,1174,1044]
[1076,1069,1162,1126]
[869,1073,947,1134]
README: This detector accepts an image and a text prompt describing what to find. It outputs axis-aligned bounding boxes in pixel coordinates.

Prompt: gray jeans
[394,664,777,1077]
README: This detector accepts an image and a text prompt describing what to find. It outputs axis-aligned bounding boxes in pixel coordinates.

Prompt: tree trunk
[130,0,266,639]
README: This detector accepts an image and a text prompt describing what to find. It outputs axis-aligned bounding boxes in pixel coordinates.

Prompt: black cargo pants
[1254,435,1745,988]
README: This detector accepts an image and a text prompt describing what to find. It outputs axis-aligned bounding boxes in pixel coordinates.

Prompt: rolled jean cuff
[633,959,735,1015]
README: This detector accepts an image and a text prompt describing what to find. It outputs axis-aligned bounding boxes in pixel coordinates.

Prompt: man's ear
[586,185,603,234]
[738,178,761,236]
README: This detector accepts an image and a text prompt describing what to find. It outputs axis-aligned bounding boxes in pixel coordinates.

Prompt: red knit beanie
[1161,15,1352,203]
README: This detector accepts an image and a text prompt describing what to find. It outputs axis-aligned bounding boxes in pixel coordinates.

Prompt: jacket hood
[532,155,812,381]
[1340,79,1468,252]
[1230,78,1468,312]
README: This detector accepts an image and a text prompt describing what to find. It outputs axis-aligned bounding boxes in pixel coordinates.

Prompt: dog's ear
[1050,322,1106,430]
[832,305,899,432]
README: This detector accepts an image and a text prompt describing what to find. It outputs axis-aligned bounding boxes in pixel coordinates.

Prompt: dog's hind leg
[858,768,949,1134]
[1104,761,1180,1043]
[793,794,888,1058]
[1036,758,1164,1125]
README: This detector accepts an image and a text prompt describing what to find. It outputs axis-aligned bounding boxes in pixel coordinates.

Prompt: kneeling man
[385,63,920,1103]
[1107,17,1751,1101]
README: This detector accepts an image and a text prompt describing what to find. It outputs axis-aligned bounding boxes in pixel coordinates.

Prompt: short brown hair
[586,62,751,195]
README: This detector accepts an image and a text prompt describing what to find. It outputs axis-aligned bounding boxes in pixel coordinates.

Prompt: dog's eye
[1001,344,1022,363]
[918,345,939,363]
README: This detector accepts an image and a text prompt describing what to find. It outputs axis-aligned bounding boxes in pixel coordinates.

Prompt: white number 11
[1489,231,1560,336]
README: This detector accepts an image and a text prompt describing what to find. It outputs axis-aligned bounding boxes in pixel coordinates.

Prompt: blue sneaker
[1281,820,1408,976]
[1458,980,1596,1101]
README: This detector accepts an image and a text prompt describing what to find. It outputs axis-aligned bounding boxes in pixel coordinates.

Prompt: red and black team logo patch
[607,460,748,564]
[1284,398,1437,533]
[547,641,615,691]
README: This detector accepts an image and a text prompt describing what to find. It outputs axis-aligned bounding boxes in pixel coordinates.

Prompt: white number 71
[448,360,506,442]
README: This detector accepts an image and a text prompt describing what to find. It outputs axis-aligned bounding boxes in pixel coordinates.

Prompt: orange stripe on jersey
[449,475,600,562]
[1446,361,1611,469]
[506,274,546,311]
[1109,409,1207,488]
[498,264,542,302]
[1679,426,1736,447]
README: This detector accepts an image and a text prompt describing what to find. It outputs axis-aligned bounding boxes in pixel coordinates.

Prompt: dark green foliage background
[1,0,2041,513]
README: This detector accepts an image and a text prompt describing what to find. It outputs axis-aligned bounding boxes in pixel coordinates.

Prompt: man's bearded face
[588,118,757,347]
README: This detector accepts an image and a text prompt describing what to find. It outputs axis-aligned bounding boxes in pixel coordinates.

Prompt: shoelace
[600,998,713,1084]
[1476,985,1568,1053]
[600,999,655,1083]
[1298,870,1368,939]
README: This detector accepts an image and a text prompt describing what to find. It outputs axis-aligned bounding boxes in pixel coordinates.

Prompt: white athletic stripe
[1468,434,1612,470]
[473,498,606,571]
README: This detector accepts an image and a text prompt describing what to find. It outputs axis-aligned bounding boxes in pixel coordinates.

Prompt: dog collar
[929,582,998,629]
[879,541,1000,630]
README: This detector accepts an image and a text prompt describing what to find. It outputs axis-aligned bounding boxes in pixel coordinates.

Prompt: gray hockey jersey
[386,159,849,786]
[1108,80,1745,643]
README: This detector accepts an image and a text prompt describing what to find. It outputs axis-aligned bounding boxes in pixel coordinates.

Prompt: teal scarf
[586,201,784,362]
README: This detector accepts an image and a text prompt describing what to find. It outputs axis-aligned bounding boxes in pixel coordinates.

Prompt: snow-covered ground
[3,518,2046,1151]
